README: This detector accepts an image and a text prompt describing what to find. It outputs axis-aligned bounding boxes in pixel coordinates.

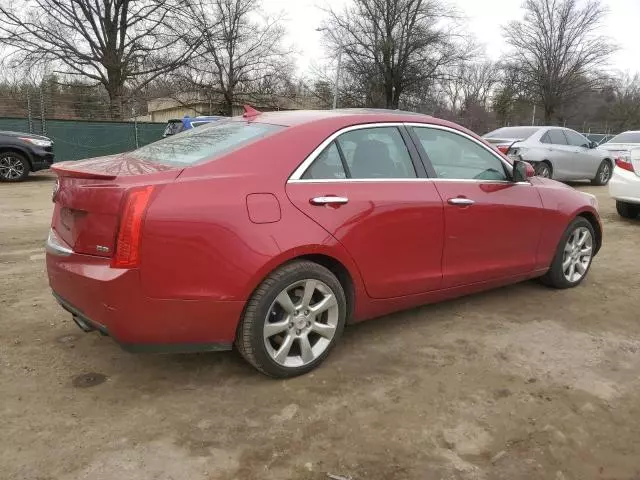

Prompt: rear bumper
[46,229,242,352]
[609,167,640,204]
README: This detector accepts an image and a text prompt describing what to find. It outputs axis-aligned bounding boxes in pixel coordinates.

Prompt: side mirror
[589,141,597,149]
[513,160,535,182]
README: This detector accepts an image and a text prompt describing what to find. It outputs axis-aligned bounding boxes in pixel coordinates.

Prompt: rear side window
[547,130,568,145]
[302,142,346,180]
[134,121,283,166]
[337,127,416,179]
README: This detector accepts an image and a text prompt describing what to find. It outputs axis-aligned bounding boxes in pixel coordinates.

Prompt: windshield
[484,127,541,139]
[133,120,284,166]
[607,132,640,144]
[163,121,184,137]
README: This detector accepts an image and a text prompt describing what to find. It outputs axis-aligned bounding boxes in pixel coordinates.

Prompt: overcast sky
[263,0,639,75]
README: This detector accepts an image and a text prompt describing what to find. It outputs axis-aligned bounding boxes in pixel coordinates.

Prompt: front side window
[547,129,568,145]
[133,121,283,166]
[564,130,590,148]
[412,127,508,181]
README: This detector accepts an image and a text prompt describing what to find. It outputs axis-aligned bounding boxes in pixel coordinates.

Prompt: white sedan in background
[600,131,640,219]
[609,150,640,219]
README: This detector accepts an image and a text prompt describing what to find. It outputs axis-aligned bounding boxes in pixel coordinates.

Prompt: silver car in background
[483,126,614,185]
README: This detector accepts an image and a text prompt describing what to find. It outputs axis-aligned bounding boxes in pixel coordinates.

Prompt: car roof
[242,108,451,128]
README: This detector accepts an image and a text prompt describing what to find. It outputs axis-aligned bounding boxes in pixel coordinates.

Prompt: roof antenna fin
[243,105,261,119]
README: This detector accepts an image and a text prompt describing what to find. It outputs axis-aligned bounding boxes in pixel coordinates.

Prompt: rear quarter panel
[532,177,601,269]
[139,124,368,313]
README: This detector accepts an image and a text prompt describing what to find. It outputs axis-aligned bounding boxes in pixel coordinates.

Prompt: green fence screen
[0,117,165,162]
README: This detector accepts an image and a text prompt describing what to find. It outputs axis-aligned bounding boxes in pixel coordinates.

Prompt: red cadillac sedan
[47,108,602,377]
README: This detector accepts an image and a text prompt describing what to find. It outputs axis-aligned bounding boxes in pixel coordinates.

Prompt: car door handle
[310,196,349,206]
[448,198,475,206]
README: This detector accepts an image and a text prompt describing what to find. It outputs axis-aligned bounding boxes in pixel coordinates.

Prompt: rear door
[544,129,575,179]
[286,124,445,299]
[407,124,544,288]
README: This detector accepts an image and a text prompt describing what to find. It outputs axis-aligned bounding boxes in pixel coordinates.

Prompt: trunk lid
[51,155,181,257]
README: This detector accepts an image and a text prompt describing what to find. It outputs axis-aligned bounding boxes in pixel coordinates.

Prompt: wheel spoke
[577,230,589,247]
[273,333,294,363]
[310,293,337,314]
[562,256,572,271]
[580,246,592,257]
[567,263,575,281]
[300,279,317,309]
[575,260,587,275]
[311,321,337,339]
[264,320,290,339]
[299,334,315,363]
[275,290,296,314]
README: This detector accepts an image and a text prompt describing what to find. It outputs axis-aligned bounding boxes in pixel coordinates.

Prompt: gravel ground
[1,172,640,480]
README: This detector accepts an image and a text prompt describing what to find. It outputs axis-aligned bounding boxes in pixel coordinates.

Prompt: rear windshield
[484,127,541,139]
[133,120,284,166]
[607,132,640,144]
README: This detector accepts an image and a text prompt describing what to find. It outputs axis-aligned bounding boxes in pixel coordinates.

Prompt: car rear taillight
[615,156,635,173]
[497,145,510,154]
[112,186,155,268]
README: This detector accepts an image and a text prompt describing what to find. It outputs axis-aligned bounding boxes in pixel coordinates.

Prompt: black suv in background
[0,131,54,182]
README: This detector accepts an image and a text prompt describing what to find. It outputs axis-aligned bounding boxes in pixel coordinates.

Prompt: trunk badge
[96,245,110,253]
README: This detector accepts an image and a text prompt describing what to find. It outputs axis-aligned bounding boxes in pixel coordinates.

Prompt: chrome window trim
[288,121,521,183]
[289,122,414,181]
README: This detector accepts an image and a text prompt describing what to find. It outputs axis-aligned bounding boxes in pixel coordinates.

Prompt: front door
[563,129,601,178]
[409,125,544,288]
[286,125,444,299]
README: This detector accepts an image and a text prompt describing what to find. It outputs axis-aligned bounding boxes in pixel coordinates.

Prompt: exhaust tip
[73,315,95,333]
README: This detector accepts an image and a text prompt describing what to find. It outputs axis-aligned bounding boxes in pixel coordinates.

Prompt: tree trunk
[222,90,234,116]
[544,104,554,124]
[106,76,125,121]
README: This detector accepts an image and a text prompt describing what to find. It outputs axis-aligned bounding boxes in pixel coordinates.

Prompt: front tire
[535,161,552,178]
[592,160,612,186]
[236,260,347,378]
[0,152,30,182]
[616,201,639,219]
[540,217,595,289]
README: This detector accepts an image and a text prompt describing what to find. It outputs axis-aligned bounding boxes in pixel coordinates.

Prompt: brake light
[615,156,635,173]
[112,186,155,268]
[497,145,509,154]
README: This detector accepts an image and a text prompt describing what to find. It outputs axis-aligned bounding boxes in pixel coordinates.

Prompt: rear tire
[235,260,347,378]
[535,161,552,178]
[540,217,595,289]
[591,160,612,186]
[616,201,640,219]
[0,152,30,182]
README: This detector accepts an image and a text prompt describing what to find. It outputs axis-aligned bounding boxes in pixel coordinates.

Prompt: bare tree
[442,61,499,113]
[0,0,199,119]
[322,0,469,109]
[184,0,292,116]
[504,0,616,123]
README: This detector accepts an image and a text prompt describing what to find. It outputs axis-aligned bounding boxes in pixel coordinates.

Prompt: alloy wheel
[537,164,551,178]
[599,163,611,183]
[263,279,339,368]
[562,227,593,283]
[0,156,25,180]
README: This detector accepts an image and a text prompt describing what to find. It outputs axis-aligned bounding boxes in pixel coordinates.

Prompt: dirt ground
[1,172,640,480]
